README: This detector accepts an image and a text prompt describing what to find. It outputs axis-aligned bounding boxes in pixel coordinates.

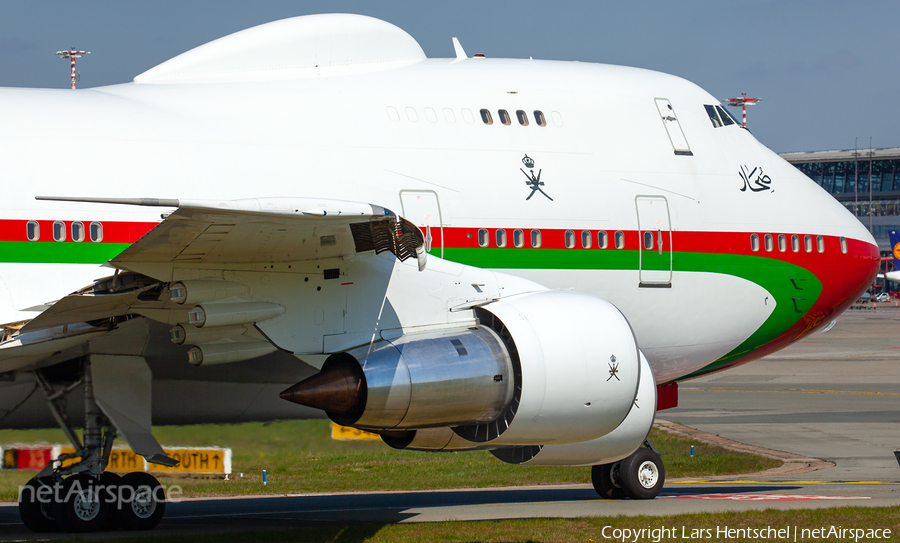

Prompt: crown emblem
[522,155,535,169]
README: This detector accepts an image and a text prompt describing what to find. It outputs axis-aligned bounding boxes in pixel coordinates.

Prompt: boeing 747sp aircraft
[0,14,879,532]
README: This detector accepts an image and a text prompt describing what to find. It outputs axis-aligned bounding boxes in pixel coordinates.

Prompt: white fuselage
[0,54,877,383]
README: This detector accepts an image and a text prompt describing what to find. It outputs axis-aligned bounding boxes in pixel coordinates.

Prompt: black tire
[99,472,122,530]
[53,473,109,533]
[117,472,165,531]
[591,462,627,499]
[619,448,665,500]
[18,477,58,532]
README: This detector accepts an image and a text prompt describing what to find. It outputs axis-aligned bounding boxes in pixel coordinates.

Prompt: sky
[1,0,898,153]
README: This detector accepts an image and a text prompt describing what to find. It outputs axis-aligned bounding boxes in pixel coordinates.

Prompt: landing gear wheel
[117,472,165,531]
[620,448,665,500]
[18,477,58,532]
[53,473,109,533]
[99,472,122,530]
[591,462,627,499]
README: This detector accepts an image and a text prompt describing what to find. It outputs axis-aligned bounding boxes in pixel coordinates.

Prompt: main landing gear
[17,360,166,533]
[591,441,665,500]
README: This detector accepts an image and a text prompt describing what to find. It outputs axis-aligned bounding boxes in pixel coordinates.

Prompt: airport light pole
[722,93,761,128]
[55,48,90,89]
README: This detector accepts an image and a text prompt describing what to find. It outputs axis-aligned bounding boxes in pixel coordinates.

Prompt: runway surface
[1,308,898,538]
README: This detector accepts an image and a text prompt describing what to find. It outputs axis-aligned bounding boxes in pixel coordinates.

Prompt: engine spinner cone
[279,356,366,419]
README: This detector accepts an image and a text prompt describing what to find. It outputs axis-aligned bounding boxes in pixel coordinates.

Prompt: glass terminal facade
[781,149,900,248]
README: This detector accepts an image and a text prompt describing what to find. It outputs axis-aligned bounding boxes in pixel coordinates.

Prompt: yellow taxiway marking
[671,480,900,485]
[681,387,900,396]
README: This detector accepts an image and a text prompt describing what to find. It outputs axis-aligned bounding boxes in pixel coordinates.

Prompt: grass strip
[0,420,780,501]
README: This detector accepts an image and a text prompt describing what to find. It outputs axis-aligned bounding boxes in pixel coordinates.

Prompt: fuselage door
[399,189,443,258]
[654,98,692,156]
[636,196,672,287]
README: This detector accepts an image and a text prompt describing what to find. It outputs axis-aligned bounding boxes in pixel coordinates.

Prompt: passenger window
[840,236,847,254]
[804,234,812,253]
[597,231,608,249]
[704,105,722,128]
[405,107,418,122]
[496,229,507,247]
[581,230,591,249]
[462,108,475,124]
[516,110,529,126]
[750,233,759,252]
[614,230,625,249]
[778,234,787,252]
[513,229,524,248]
[716,105,736,126]
[565,230,575,249]
[480,109,493,125]
[424,107,438,123]
[534,110,547,126]
[764,234,773,252]
[643,231,654,250]
[551,111,563,126]
[817,235,824,253]
[498,109,511,125]
[71,221,85,242]
[90,222,103,242]
[531,229,541,248]
[443,108,456,123]
[478,228,489,247]
[26,220,39,241]
[386,106,400,122]
[790,234,799,252]
[53,220,66,242]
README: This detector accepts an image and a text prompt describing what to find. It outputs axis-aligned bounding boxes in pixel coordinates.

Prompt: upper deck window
[704,105,722,128]
[516,110,529,126]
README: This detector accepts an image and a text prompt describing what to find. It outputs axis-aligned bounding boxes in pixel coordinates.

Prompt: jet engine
[282,291,644,447]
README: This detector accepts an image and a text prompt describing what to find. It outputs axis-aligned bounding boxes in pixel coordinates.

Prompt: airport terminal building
[781,148,900,250]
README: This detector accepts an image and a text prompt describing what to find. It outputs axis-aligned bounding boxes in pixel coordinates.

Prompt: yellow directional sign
[58,446,232,474]
[331,423,381,441]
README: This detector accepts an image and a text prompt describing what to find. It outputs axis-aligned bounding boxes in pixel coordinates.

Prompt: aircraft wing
[3,196,426,371]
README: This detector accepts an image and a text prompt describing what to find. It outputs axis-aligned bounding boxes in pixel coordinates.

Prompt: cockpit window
[716,105,737,126]
[704,105,722,128]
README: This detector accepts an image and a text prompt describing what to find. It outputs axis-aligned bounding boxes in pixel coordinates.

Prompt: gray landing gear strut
[591,440,665,500]
[17,358,168,533]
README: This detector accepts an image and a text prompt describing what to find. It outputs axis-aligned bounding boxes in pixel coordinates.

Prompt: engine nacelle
[454,291,641,446]
[492,351,656,466]
[281,291,642,446]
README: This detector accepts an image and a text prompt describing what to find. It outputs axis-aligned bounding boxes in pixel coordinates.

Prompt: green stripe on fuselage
[0,241,131,264]
[442,247,822,378]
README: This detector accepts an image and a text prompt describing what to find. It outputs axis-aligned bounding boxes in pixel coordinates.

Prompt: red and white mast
[722,93,761,128]
[55,48,90,89]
